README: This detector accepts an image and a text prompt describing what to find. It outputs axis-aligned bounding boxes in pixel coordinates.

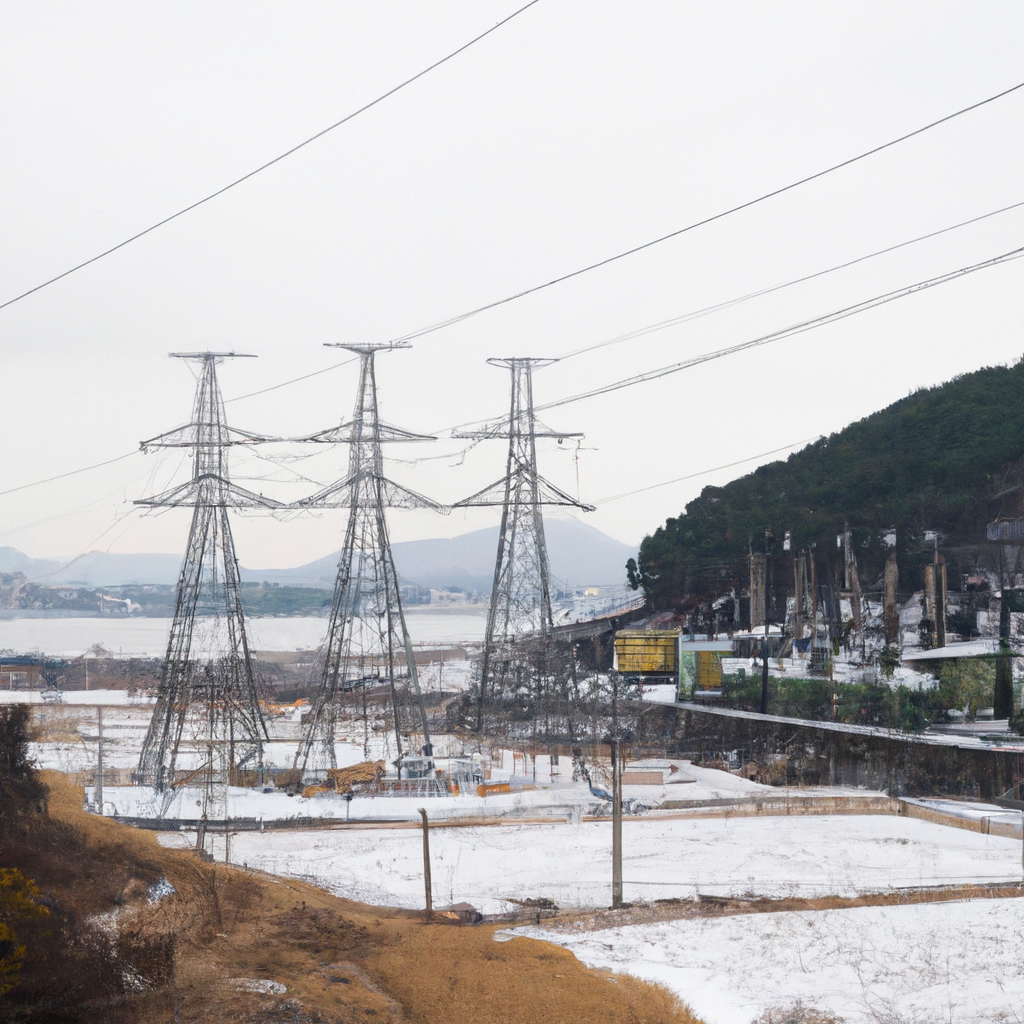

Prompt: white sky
[0,1,1022,568]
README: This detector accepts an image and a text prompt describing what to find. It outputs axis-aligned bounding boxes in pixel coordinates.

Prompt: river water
[0,607,487,657]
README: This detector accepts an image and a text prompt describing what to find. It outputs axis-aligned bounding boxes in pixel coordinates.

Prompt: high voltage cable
[0,450,139,498]
[231,197,1024,420]
[3,229,1020,501]
[225,357,359,404]
[390,80,1024,343]
[0,1,542,313]
[556,198,1024,362]
[3,243,1019,502]
[442,243,1024,434]
[593,436,823,505]
[534,245,1024,414]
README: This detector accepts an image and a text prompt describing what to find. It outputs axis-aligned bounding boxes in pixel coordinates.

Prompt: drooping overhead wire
[24,505,142,583]
[556,198,1024,362]
[389,79,1024,344]
[225,357,359,404]
[0,0,543,313]
[535,244,1024,414]
[440,243,1024,435]
[593,436,823,505]
[0,450,139,499]
[2,239,1020,504]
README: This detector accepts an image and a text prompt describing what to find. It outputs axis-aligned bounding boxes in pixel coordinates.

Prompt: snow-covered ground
[158,814,1024,915]
[517,897,1024,1024]
[0,688,153,706]
[720,657,937,689]
[98,756,878,823]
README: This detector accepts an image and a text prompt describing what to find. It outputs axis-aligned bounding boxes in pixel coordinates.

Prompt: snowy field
[158,814,1024,914]
[99,756,872,823]
[517,897,1024,1024]
[109,758,793,822]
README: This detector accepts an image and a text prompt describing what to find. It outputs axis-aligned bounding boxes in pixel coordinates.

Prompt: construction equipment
[326,760,386,794]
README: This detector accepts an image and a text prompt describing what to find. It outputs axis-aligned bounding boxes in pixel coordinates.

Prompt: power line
[27,506,141,584]
[224,198,1024,418]
[225,357,358,404]
[390,80,1024,344]
[0,450,139,499]
[557,198,1024,362]
[0,1,542,314]
[6,233,1019,505]
[593,436,823,504]
[535,244,1024,413]
[442,243,1024,436]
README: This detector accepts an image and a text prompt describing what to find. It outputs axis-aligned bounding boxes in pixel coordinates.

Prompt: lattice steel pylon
[293,343,444,781]
[453,358,594,732]
[134,352,282,792]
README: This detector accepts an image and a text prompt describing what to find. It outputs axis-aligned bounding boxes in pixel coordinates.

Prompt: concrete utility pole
[419,808,433,921]
[933,540,947,649]
[759,534,770,716]
[750,553,766,630]
[883,551,900,647]
[995,590,1015,720]
[793,552,805,648]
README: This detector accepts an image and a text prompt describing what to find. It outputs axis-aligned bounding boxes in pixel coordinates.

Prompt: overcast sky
[0,2,1022,570]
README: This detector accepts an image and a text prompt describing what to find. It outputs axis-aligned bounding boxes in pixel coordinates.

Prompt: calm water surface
[0,608,486,657]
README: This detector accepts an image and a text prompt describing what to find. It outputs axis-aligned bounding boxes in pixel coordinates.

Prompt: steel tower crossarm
[134,352,275,792]
[451,357,593,733]
[292,344,444,780]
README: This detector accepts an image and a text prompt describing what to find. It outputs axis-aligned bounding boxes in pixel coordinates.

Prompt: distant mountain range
[0,519,636,593]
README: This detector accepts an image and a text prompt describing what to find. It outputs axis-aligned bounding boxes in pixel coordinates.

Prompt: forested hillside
[630,359,1024,610]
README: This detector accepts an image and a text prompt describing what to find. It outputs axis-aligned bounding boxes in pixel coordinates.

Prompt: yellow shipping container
[693,650,723,691]
[614,630,678,674]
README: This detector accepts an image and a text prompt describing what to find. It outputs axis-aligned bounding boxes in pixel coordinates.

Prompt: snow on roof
[903,638,1023,661]
[675,701,1024,751]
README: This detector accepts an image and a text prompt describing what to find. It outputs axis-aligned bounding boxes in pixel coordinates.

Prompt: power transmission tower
[294,343,444,781]
[135,353,281,797]
[454,358,593,732]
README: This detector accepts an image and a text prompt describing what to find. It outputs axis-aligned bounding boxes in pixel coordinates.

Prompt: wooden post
[95,705,104,813]
[419,808,433,921]
[611,738,623,908]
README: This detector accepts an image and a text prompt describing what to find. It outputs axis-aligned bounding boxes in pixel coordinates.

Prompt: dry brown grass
[29,705,82,743]
[532,882,1024,936]
[39,771,704,1024]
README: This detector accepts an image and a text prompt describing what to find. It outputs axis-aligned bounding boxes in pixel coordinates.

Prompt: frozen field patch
[206,814,1024,914]
[518,896,1024,1024]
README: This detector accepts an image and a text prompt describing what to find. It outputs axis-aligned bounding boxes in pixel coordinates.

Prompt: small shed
[437,902,482,924]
